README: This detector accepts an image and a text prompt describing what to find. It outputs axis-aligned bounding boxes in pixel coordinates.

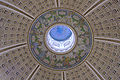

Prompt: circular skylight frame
[44,23,77,55]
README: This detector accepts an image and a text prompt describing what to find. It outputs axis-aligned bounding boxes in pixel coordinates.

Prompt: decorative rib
[95,37,120,44]
[56,0,59,7]
[0,42,27,53]
[63,71,66,80]
[0,0,34,20]
[85,62,101,80]
[85,60,105,80]
[0,44,27,55]
[83,0,105,16]
[27,65,40,80]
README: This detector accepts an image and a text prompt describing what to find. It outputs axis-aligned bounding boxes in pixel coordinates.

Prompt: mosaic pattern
[28,9,93,70]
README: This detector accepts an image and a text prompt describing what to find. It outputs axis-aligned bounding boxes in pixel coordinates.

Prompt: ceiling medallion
[28,9,93,70]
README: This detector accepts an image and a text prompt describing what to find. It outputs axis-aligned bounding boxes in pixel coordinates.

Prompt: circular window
[28,9,93,70]
[45,23,76,54]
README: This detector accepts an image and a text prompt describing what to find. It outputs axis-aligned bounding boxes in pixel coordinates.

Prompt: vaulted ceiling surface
[0,0,120,80]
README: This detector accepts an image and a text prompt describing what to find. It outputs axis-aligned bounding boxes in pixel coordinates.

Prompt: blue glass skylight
[50,25,72,41]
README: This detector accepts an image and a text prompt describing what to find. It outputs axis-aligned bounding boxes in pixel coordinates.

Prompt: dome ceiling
[0,0,120,80]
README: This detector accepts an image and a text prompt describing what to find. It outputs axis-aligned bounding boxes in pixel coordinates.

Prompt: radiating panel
[87,40,120,80]
[0,46,38,80]
[0,5,32,49]
[4,0,56,17]
[65,63,99,80]
[86,0,120,39]
[30,66,63,80]
[60,0,98,14]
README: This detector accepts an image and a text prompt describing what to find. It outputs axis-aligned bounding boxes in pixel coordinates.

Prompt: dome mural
[28,9,93,70]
